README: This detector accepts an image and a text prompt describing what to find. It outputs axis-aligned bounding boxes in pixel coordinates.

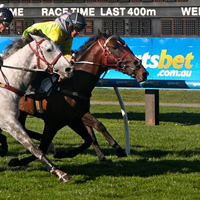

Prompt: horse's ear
[98,29,103,37]
[28,33,40,41]
[28,29,46,41]
[105,29,111,36]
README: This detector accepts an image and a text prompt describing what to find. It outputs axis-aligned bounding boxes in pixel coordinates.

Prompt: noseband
[28,38,62,73]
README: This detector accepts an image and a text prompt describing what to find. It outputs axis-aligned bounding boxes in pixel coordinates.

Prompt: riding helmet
[67,12,86,32]
[0,7,13,24]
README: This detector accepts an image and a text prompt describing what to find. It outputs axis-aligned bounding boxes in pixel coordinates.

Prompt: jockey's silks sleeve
[22,21,73,57]
[62,37,73,58]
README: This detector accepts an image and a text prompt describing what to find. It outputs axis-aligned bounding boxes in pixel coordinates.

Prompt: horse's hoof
[54,151,72,158]
[8,158,21,167]
[116,148,127,157]
[0,146,8,157]
[47,142,56,154]
[99,156,106,161]
[54,151,65,158]
[0,150,7,157]
[59,174,72,183]
[51,168,72,183]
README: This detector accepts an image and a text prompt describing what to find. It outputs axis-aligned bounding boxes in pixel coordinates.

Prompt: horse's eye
[112,46,118,50]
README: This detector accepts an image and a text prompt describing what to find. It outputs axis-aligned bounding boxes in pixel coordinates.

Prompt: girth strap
[57,87,89,100]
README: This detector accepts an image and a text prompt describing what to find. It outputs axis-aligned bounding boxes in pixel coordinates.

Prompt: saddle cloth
[19,97,47,115]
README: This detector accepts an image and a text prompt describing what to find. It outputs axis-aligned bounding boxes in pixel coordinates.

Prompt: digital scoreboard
[1,0,199,37]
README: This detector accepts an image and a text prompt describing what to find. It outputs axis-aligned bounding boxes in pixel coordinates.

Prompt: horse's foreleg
[39,122,59,154]
[19,111,55,153]
[6,120,71,182]
[82,112,127,157]
[19,111,42,141]
[9,122,60,167]
[54,120,92,158]
[0,131,8,157]
[85,126,106,161]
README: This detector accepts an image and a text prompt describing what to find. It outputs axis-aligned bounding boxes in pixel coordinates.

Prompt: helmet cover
[0,8,13,24]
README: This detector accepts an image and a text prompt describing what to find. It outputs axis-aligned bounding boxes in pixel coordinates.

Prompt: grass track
[0,89,200,200]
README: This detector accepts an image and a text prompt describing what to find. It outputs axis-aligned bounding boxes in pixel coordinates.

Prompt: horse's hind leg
[82,112,127,157]
[54,119,92,158]
[85,126,106,161]
[0,131,8,157]
[5,120,71,182]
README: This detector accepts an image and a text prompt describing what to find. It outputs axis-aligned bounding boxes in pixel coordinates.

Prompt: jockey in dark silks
[0,7,13,33]
[23,12,86,99]
[0,7,13,67]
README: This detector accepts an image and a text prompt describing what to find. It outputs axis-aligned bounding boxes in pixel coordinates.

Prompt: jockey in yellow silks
[23,12,86,99]
[23,12,86,62]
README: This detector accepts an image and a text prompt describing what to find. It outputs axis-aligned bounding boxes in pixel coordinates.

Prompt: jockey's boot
[25,85,36,99]
[25,85,47,100]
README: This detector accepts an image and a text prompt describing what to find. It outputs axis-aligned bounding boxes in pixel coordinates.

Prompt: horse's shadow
[93,112,200,125]
[56,147,200,182]
[1,148,200,182]
[60,156,200,184]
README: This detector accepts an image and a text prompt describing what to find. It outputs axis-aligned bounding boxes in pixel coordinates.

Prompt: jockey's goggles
[2,21,10,27]
[74,27,83,32]
[73,24,86,32]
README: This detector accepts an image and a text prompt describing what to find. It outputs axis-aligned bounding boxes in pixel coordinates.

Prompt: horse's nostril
[143,72,149,79]
[65,67,72,72]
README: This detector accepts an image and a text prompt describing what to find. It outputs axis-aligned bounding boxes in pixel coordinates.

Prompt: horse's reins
[0,64,49,72]
[0,38,62,96]
[74,61,100,66]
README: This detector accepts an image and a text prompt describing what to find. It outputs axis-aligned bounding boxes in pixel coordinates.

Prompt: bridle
[74,35,142,80]
[97,35,141,74]
[28,38,63,73]
[74,35,142,76]
[0,37,63,96]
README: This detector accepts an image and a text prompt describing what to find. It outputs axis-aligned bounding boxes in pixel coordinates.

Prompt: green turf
[0,89,200,200]
[92,88,200,104]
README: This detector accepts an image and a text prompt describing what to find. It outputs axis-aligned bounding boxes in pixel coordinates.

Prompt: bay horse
[0,30,74,182]
[8,31,148,167]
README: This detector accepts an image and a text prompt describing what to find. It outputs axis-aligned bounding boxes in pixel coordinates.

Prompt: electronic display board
[1,0,199,37]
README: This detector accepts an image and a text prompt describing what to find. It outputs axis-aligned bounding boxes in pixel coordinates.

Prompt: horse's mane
[75,34,99,58]
[3,30,48,59]
[75,32,125,58]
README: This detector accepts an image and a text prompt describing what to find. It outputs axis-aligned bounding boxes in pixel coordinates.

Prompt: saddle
[25,73,59,101]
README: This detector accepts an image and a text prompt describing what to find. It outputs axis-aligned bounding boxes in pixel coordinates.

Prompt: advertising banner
[1,37,200,89]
